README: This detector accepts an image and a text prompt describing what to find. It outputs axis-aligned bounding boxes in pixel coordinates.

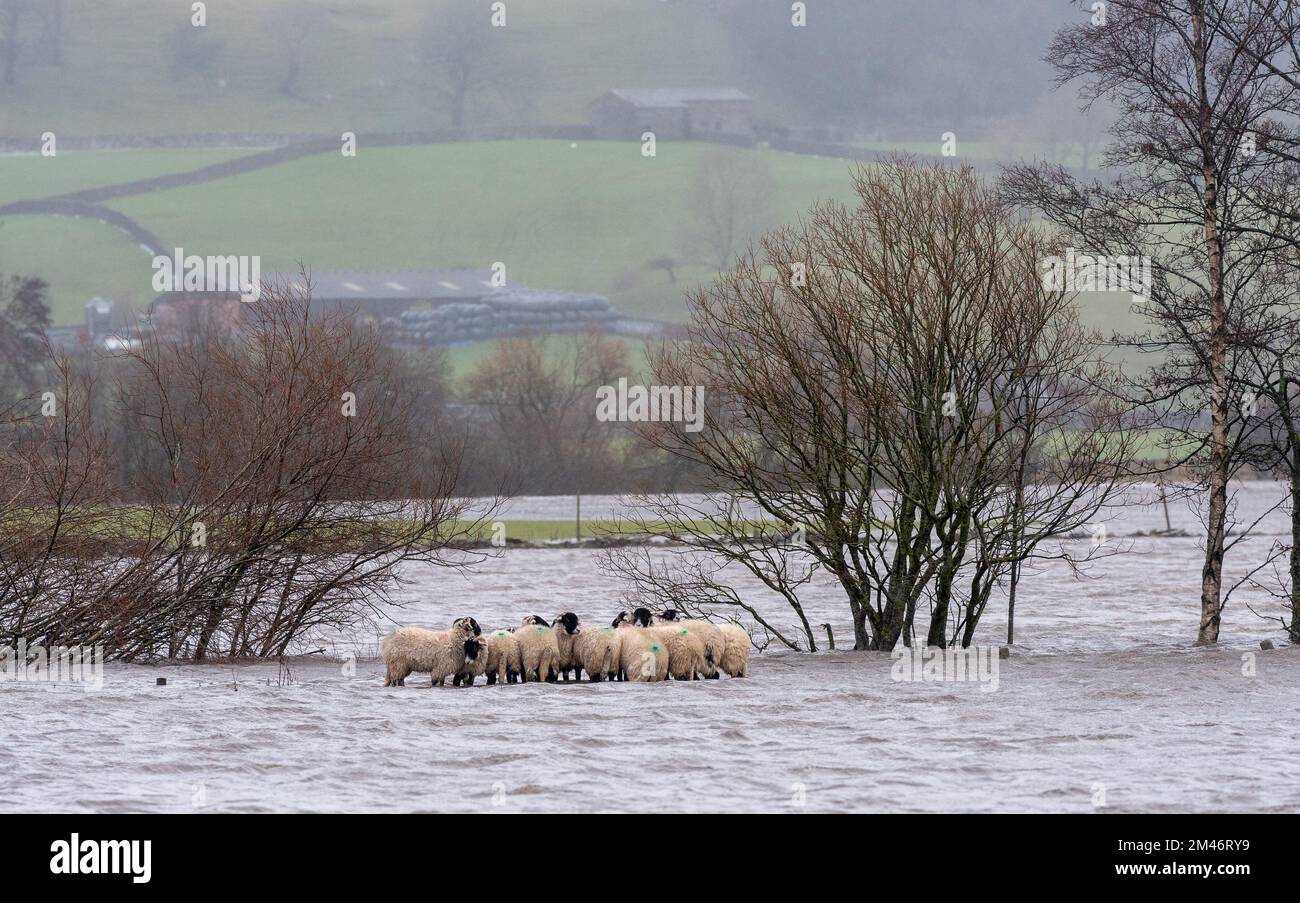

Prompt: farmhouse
[589,88,754,141]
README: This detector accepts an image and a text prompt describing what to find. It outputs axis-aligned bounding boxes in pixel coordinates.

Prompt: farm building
[149,270,633,347]
[589,88,754,141]
[272,269,498,316]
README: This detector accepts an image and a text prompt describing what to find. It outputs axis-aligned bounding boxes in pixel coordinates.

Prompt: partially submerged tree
[0,281,491,660]
[608,159,1139,651]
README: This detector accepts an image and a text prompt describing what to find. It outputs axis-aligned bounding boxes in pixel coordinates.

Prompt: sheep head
[452,616,481,638]
[463,636,486,661]
[552,612,580,635]
[452,615,483,641]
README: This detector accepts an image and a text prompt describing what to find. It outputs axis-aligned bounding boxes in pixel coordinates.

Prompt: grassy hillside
[0,215,157,320]
[3,140,859,325]
[0,138,1148,370]
[4,0,758,138]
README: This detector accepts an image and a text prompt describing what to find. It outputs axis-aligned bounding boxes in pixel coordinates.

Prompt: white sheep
[482,628,523,685]
[576,625,622,682]
[515,615,560,683]
[717,623,752,677]
[654,609,724,677]
[381,617,481,688]
[631,608,706,680]
[612,610,669,682]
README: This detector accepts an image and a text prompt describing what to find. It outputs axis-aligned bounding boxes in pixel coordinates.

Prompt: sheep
[612,609,669,682]
[717,623,752,677]
[654,608,724,678]
[579,626,623,682]
[482,628,523,685]
[551,612,582,681]
[628,608,706,680]
[515,615,560,683]
[381,617,481,688]
[553,612,621,682]
[453,635,490,686]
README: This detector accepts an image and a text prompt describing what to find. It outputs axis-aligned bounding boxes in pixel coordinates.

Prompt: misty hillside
[0,0,1118,345]
[2,0,1080,138]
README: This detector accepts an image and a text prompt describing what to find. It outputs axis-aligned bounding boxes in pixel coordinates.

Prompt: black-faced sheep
[612,609,669,682]
[552,612,582,681]
[629,608,706,680]
[515,615,560,682]
[553,612,621,682]
[654,609,724,677]
[381,617,481,687]
[453,635,489,686]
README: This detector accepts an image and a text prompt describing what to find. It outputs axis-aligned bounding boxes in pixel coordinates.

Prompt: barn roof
[275,270,497,301]
[605,88,751,108]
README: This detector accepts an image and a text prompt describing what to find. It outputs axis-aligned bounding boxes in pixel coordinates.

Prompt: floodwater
[3,482,1298,813]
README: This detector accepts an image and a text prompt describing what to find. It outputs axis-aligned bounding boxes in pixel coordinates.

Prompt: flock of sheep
[381,607,751,687]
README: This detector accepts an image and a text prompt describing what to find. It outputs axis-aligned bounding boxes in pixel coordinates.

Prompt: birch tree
[1002,0,1300,644]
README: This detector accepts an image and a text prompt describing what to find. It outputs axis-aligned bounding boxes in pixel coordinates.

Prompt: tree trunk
[1194,1,1228,646]
[850,598,870,650]
[1291,446,1300,644]
[2,6,19,86]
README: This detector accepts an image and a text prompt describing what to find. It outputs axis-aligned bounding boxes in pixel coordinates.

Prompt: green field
[1,140,862,328]
[0,148,249,206]
[0,138,1153,373]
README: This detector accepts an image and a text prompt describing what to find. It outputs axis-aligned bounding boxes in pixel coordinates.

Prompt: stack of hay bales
[389,288,617,347]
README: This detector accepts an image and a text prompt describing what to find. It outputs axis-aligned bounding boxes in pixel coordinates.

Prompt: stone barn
[589,88,754,141]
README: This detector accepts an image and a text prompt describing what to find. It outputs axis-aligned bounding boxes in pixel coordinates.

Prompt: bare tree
[463,330,629,494]
[0,0,24,87]
[1002,0,1300,645]
[1,281,492,660]
[418,1,534,130]
[35,0,62,66]
[684,150,774,271]
[268,1,327,99]
[609,159,1139,651]
[170,19,224,79]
